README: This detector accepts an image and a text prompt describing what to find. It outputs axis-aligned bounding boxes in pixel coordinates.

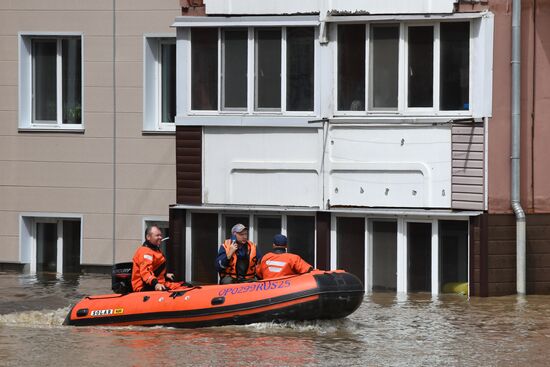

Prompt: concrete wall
[488,0,550,214]
[0,0,180,267]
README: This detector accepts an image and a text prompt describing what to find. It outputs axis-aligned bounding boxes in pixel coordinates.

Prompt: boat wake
[0,307,70,327]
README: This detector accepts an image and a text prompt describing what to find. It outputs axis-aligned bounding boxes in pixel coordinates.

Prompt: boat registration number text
[218,280,291,297]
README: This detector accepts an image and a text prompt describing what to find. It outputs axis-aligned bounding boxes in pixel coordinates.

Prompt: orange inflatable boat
[64,270,364,328]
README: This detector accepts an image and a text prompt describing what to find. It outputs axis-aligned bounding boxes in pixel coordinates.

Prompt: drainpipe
[511,0,526,295]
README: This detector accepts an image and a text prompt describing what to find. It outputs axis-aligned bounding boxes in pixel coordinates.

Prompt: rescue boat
[64,270,364,328]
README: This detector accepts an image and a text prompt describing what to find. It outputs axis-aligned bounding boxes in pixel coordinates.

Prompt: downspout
[112,0,117,265]
[511,0,526,295]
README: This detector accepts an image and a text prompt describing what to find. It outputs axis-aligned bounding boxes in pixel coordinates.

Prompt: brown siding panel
[452,123,485,210]
[474,214,550,296]
[176,126,202,205]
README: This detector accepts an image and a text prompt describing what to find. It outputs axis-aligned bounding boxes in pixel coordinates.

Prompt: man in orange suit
[256,234,313,280]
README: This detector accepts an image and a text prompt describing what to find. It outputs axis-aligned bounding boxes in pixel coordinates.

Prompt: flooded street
[1,272,549,366]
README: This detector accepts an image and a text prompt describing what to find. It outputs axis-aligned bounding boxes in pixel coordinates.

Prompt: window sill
[175,115,321,127]
[18,126,85,133]
[142,128,176,135]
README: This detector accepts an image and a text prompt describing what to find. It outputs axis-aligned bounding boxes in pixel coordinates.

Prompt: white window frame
[18,32,84,131]
[19,213,83,274]
[334,20,474,118]
[143,34,176,133]
[186,26,319,119]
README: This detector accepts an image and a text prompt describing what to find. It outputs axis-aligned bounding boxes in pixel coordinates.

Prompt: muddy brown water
[0,271,549,366]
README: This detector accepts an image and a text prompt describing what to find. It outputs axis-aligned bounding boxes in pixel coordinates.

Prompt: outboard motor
[111,262,133,294]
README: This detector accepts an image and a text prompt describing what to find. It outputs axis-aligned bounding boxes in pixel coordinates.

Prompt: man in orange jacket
[256,234,313,280]
[131,225,183,292]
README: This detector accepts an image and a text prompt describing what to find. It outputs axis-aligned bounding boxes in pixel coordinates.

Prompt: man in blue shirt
[215,224,262,284]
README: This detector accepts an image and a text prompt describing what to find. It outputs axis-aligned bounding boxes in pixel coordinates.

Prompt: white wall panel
[204,0,455,16]
[328,126,451,208]
[203,127,322,207]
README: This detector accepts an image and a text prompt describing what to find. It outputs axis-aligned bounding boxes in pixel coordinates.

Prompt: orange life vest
[219,240,258,280]
[256,250,313,279]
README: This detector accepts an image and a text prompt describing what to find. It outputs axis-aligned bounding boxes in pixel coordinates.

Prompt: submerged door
[372,221,397,291]
[35,219,81,274]
[407,222,432,292]
[36,222,58,273]
[337,217,365,284]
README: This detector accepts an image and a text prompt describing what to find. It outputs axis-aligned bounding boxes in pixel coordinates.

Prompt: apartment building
[0,0,181,273]
[168,0,492,293]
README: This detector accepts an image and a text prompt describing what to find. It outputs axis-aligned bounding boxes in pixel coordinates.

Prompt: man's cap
[273,234,288,246]
[231,223,247,234]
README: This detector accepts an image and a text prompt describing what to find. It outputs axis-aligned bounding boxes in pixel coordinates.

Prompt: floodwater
[1,272,549,367]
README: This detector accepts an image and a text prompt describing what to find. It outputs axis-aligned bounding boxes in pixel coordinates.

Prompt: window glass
[370,25,399,109]
[286,27,314,111]
[287,216,315,266]
[33,40,57,122]
[255,29,281,110]
[223,29,248,109]
[61,38,82,124]
[338,24,365,111]
[160,42,176,122]
[256,216,281,255]
[440,22,470,111]
[408,26,434,108]
[191,28,218,110]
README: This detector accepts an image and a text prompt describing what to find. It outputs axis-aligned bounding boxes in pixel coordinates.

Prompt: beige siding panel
[82,112,114,138]
[115,189,175,216]
[0,60,17,86]
[453,192,484,202]
[451,200,483,210]
[452,123,485,210]
[0,110,18,135]
[86,86,115,113]
[452,168,484,176]
[117,0,181,11]
[452,184,484,194]
[115,37,143,62]
[452,126,484,135]
[83,36,113,62]
[0,236,20,262]
[82,213,114,240]
[114,214,144,241]
[0,211,20,236]
[0,136,113,163]
[452,176,484,185]
[452,151,484,160]
[452,143,484,152]
[0,187,112,213]
[0,161,112,188]
[115,61,142,88]
[117,164,176,190]
[0,11,113,36]
[84,61,113,88]
[452,159,484,169]
[0,36,18,61]
[114,112,142,138]
[81,238,113,265]
[451,135,485,144]
[116,12,178,36]
[116,138,176,164]
[115,239,142,263]
[0,1,111,11]
[116,86,142,113]
[0,85,17,111]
